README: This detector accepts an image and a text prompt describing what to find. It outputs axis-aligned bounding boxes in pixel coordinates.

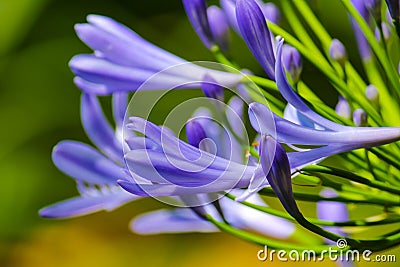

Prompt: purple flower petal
[81,93,123,163]
[236,0,275,79]
[39,188,137,218]
[52,141,126,184]
[183,0,214,49]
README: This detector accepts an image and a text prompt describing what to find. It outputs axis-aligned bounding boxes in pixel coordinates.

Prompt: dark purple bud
[207,5,230,51]
[282,44,302,83]
[385,0,399,20]
[183,0,214,49]
[261,3,281,24]
[260,135,301,218]
[236,0,275,79]
[202,74,224,102]
[335,96,351,120]
[329,39,347,66]
[353,109,368,126]
[186,119,208,148]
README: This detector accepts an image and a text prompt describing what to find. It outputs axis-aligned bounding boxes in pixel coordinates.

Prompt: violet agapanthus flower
[69,15,242,95]
[39,93,138,218]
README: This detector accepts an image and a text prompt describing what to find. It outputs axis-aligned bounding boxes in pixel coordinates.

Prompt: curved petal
[81,93,123,163]
[236,0,275,79]
[39,189,137,218]
[275,40,347,131]
[52,141,126,184]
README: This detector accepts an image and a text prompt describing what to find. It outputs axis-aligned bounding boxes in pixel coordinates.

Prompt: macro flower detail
[40,0,400,256]
[236,0,275,79]
[39,93,138,218]
[69,15,242,95]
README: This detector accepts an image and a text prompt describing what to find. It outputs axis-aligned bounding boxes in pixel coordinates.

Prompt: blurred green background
[0,0,399,266]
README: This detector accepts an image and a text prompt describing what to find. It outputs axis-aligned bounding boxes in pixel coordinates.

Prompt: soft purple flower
[69,15,241,95]
[335,96,352,120]
[329,39,347,66]
[201,74,225,102]
[208,5,230,51]
[220,0,240,33]
[236,0,276,79]
[366,84,380,105]
[39,93,138,218]
[183,0,214,49]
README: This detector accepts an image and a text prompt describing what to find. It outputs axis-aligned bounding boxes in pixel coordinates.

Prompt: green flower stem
[292,0,332,49]
[246,75,277,91]
[340,0,400,98]
[211,45,239,69]
[369,147,400,171]
[205,214,335,252]
[301,165,400,195]
[224,193,400,227]
[362,59,400,125]
[281,0,324,56]
[291,0,373,95]
[268,23,382,125]
[259,186,400,207]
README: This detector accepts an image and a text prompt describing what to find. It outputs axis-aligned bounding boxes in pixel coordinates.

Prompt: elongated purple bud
[282,44,302,83]
[260,135,301,218]
[236,0,275,79]
[261,3,281,24]
[202,74,224,102]
[335,96,351,120]
[186,119,209,151]
[207,6,230,51]
[329,39,347,66]
[183,0,214,49]
[353,109,368,126]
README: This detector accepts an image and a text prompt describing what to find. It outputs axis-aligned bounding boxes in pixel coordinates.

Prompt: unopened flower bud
[353,109,368,126]
[335,96,351,120]
[329,39,347,66]
[202,74,224,102]
[186,119,207,149]
[207,5,230,51]
[282,44,302,84]
[366,84,380,106]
